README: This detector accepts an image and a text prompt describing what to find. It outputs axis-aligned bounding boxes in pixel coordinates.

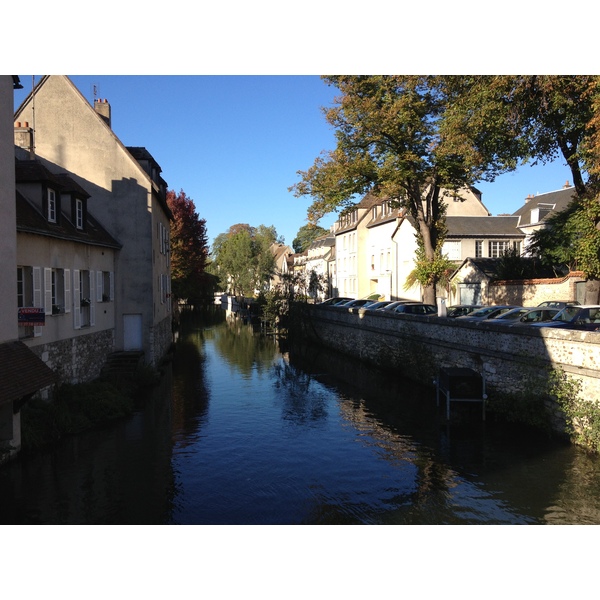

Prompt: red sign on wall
[18,307,45,326]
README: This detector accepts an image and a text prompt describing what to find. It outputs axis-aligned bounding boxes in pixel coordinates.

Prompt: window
[47,188,57,222]
[475,240,483,258]
[75,198,83,229]
[489,241,512,258]
[443,240,462,261]
[372,207,377,220]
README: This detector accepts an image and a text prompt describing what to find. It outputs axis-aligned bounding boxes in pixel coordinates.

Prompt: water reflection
[3,309,600,524]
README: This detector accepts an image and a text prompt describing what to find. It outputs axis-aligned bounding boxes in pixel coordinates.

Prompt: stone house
[14,76,173,367]
[15,157,121,385]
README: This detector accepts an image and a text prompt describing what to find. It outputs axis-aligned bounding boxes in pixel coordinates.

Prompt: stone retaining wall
[298,305,600,402]
[28,329,114,387]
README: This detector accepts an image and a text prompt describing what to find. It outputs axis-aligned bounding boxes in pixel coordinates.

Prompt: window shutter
[73,269,81,329]
[64,268,71,313]
[109,271,114,301]
[96,271,103,302]
[33,267,43,337]
[44,267,52,315]
[89,270,95,326]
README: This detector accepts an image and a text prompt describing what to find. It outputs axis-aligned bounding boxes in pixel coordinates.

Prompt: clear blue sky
[13,75,576,249]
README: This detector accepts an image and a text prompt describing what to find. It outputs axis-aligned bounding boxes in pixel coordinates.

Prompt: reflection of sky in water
[4,316,600,525]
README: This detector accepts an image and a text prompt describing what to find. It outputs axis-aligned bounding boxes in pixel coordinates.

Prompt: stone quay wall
[297,305,600,402]
[28,328,115,388]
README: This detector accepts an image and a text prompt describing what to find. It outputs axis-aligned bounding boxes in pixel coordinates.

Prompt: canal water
[3,308,600,525]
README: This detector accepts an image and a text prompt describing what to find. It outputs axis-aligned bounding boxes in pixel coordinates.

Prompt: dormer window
[75,198,84,229]
[47,188,57,223]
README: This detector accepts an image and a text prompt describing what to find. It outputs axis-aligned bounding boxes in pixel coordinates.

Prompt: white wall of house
[365,219,397,300]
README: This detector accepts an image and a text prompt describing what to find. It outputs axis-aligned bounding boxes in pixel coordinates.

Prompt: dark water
[3,309,600,525]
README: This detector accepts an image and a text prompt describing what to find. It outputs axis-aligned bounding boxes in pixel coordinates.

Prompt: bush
[20,380,135,454]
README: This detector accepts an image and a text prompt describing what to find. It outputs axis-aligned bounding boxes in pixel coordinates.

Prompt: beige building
[1,76,55,461]
[14,76,172,366]
[332,186,492,302]
[15,158,121,384]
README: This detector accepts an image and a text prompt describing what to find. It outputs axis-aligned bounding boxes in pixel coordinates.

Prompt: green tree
[166,189,209,305]
[290,76,514,304]
[211,223,278,297]
[292,223,329,253]
[445,76,600,302]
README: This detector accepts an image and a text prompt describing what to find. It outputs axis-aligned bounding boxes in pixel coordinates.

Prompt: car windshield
[497,309,528,320]
[470,307,498,317]
[553,306,581,322]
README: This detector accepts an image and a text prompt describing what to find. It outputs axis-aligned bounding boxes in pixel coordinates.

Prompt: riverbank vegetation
[20,364,161,455]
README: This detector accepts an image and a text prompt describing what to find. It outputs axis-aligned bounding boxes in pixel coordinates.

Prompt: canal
[3,308,600,525]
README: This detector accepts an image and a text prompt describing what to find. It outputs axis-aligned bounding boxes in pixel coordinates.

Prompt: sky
[12,74,575,250]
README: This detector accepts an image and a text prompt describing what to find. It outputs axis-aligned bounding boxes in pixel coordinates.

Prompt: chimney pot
[564,180,571,189]
[16,121,21,127]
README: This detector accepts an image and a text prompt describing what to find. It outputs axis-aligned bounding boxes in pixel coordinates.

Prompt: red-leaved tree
[166,189,210,305]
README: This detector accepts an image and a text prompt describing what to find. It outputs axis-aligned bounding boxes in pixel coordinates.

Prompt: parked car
[491,306,560,326]
[337,298,376,309]
[364,300,394,310]
[528,305,600,331]
[317,297,352,306]
[378,299,419,312]
[456,305,521,321]
[392,303,438,316]
[537,300,580,309]
[445,305,482,318]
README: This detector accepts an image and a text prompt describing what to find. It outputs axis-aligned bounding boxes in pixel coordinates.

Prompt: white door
[123,314,143,351]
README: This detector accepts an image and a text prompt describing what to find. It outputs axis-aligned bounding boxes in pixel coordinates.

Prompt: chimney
[563,180,571,189]
[524,193,534,204]
[14,121,35,159]
[95,98,111,128]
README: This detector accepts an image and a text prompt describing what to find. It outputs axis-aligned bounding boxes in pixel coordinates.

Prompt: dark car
[337,299,376,309]
[537,300,580,309]
[364,300,394,310]
[445,305,483,318]
[378,299,419,312]
[393,303,438,316]
[491,306,560,326]
[456,305,521,321]
[528,305,600,331]
[317,297,352,306]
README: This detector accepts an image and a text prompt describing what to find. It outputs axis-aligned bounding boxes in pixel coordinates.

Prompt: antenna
[93,84,99,102]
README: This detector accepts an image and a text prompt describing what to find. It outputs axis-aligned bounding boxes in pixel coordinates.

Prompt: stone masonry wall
[299,305,600,403]
[28,329,114,387]
[488,272,585,306]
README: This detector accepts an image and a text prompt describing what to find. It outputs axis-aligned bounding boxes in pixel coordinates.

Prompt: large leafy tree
[167,189,209,305]
[290,76,516,304]
[445,76,600,301]
[292,223,329,253]
[211,223,279,297]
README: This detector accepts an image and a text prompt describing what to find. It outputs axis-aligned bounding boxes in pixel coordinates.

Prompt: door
[123,313,143,351]
[458,283,481,305]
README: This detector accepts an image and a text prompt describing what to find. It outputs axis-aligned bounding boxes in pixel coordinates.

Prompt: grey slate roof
[446,216,524,238]
[15,160,122,249]
[512,186,576,226]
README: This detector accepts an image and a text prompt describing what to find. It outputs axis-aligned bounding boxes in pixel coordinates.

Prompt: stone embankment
[295,304,600,427]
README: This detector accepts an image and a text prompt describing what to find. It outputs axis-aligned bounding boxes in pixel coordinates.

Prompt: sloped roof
[446,216,524,238]
[0,341,57,404]
[512,186,576,226]
[15,161,122,250]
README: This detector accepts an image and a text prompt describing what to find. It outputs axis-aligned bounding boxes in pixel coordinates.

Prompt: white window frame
[47,188,57,223]
[75,198,83,229]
